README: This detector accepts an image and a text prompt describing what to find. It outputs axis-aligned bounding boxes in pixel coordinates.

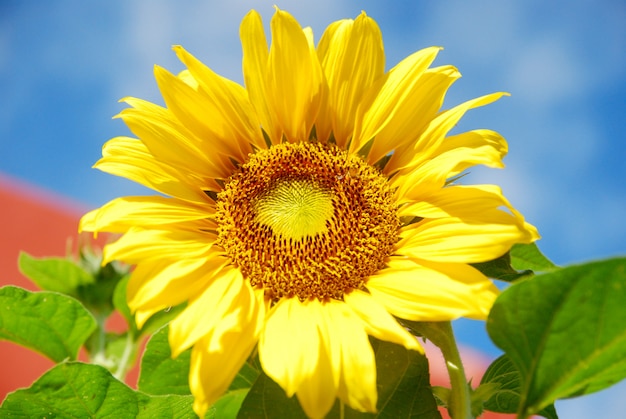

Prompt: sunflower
[80,8,539,419]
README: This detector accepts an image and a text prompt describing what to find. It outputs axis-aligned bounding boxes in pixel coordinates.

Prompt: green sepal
[471,250,532,282]
[509,242,559,272]
[138,326,192,396]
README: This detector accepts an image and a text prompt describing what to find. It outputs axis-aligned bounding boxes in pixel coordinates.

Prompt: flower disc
[216,142,399,301]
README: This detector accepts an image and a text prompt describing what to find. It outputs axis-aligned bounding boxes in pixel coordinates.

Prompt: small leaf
[138,326,192,396]
[0,286,96,362]
[509,243,558,272]
[18,252,94,296]
[487,258,626,417]
[207,389,250,419]
[0,362,195,418]
[480,355,558,419]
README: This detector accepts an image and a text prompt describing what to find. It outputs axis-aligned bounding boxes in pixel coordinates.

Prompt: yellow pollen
[254,179,333,240]
[215,142,399,301]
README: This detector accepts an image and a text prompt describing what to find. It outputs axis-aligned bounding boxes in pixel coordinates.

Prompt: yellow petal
[398,214,537,263]
[388,92,508,175]
[116,97,229,179]
[317,12,384,148]
[432,129,508,177]
[176,69,198,88]
[94,137,216,202]
[367,259,499,320]
[323,301,377,413]
[128,253,226,328]
[399,184,513,219]
[266,8,322,142]
[154,65,251,162]
[240,10,282,144]
[343,289,422,352]
[188,287,265,419]
[392,130,508,205]
[295,335,337,419]
[259,298,378,417]
[169,266,253,356]
[102,226,215,265]
[398,185,540,248]
[259,298,324,397]
[367,65,460,165]
[173,45,266,151]
[79,195,214,235]
[350,46,441,154]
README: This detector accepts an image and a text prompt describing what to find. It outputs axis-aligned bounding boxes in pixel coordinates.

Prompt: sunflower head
[80,8,538,419]
[216,141,399,302]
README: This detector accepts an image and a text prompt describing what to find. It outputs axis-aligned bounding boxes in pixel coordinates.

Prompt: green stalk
[439,324,472,419]
[408,321,473,419]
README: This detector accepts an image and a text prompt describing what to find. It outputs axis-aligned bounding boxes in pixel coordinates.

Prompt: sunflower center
[216,142,399,301]
[254,179,333,240]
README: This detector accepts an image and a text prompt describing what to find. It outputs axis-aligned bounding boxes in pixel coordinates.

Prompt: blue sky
[1,0,625,416]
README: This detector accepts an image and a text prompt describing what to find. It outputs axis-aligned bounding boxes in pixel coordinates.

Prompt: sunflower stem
[413,321,473,419]
[438,322,473,419]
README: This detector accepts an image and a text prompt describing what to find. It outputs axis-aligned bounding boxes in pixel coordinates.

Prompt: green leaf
[480,355,558,419]
[0,286,97,362]
[238,370,307,419]
[137,395,196,418]
[18,251,94,296]
[229,362,260,391]
[0,362,195,418]
[238,338,441,418]
[471,250,532,282]
[366,339,441,419]
[509,243,558,272]
[207,389,249,419]
[138,326,192,396]
[139,324,261,419]
[487,258,626,417]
